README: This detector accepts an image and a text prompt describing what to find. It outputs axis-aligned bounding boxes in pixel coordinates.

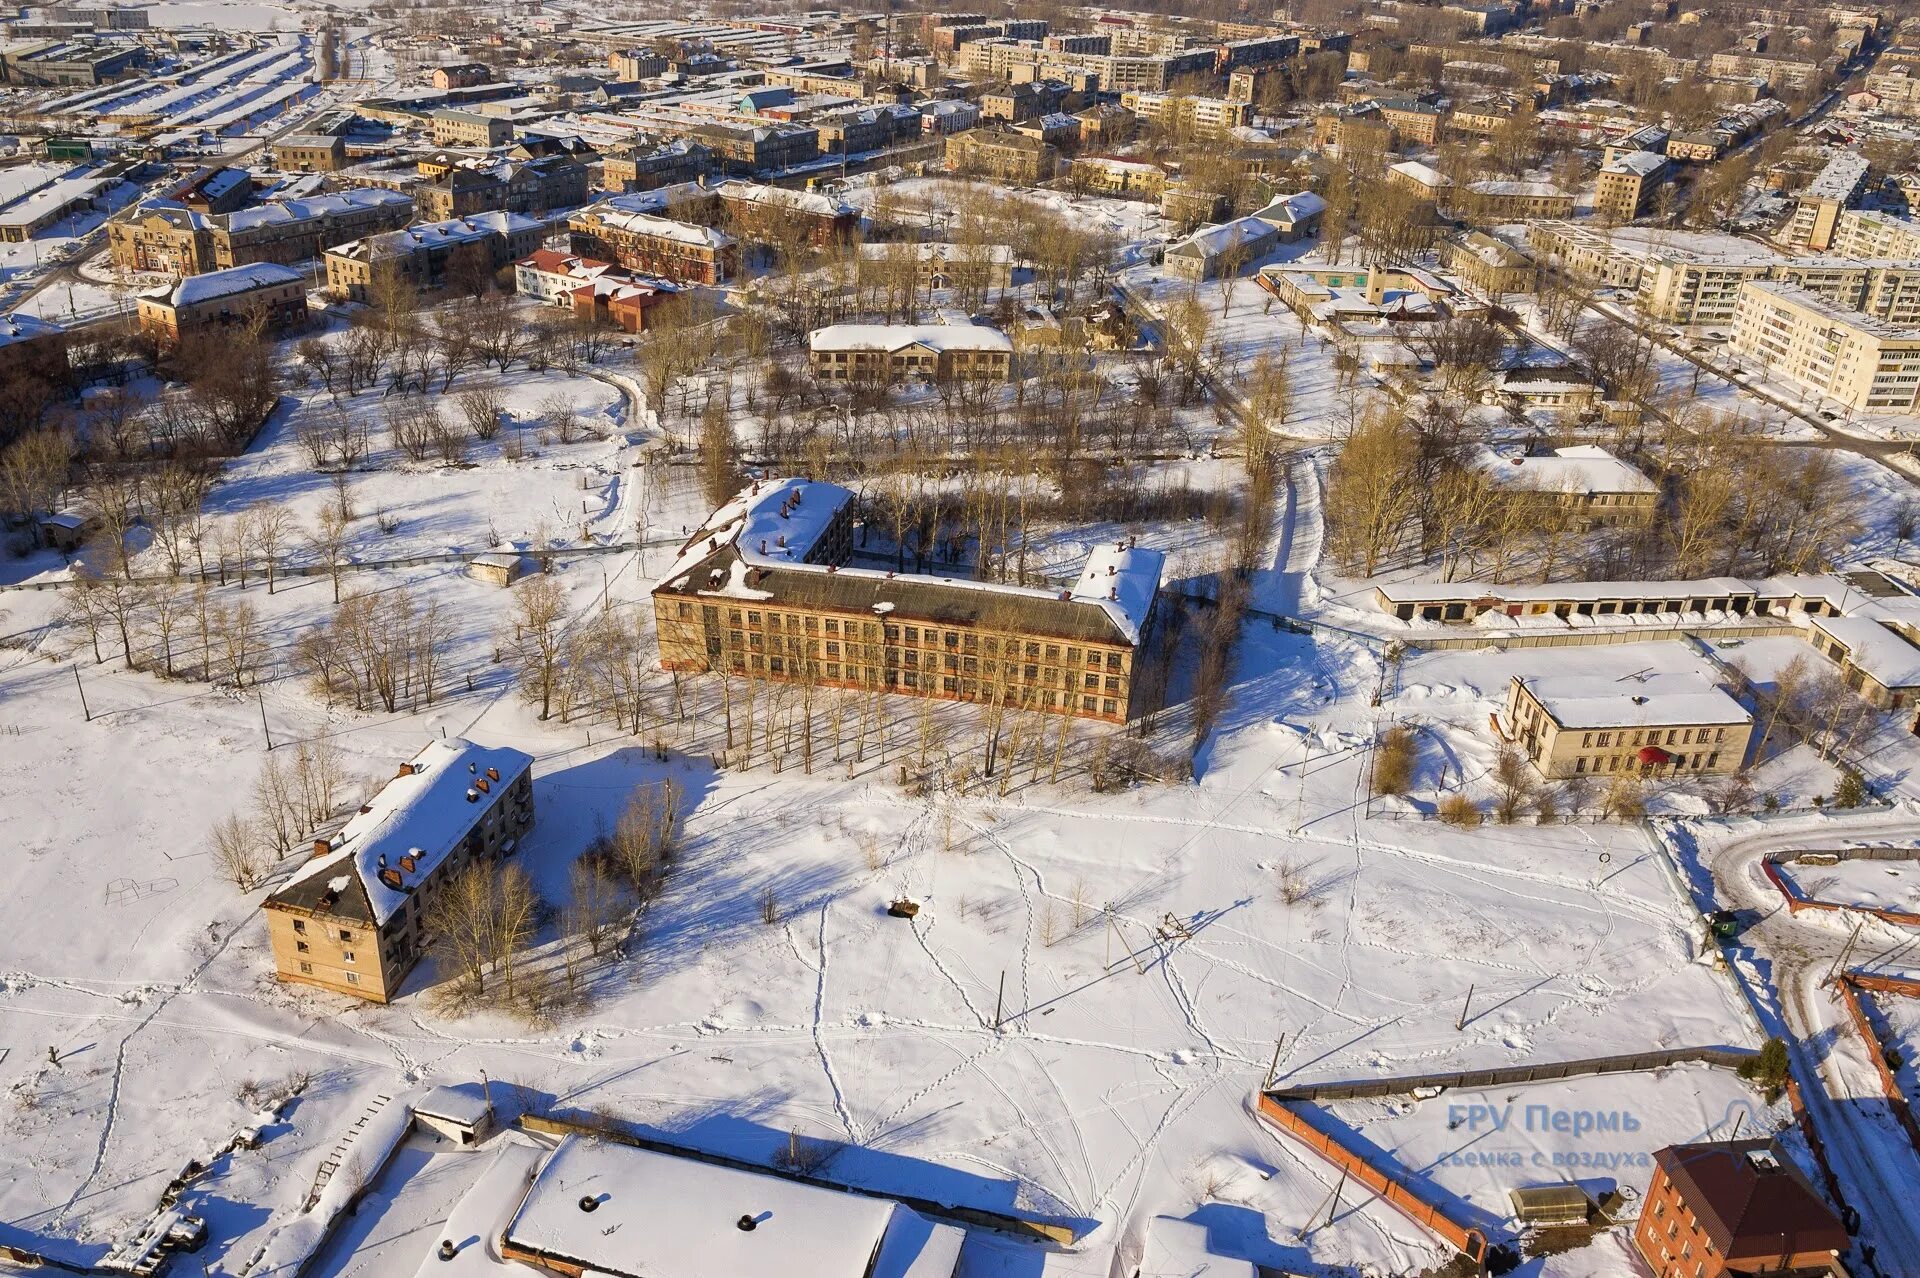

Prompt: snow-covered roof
[415,1082,494,1126]
[1807,613,1920,689]
[0,312,63,347]
[1140,1217,1255,1278]
[1478,444,1651,494]
[1377,574,1846,607]
[1468,179,1568,198]
[1168,215,1274,260]
[276,738,532,926]
[808,323,1011,355]
[411,1142,545,1278]
[155,261,303,308]
[1389,159,1450,188]
[500,1136,964,1278]
[1517,672,1750,730]
[660,480,1165,647]
[1256,190,1326,226]
[1804,148,1869,200]
[224,187,411,233]
[576,203,734,248]
[1602,149,1666,177]
[858,241,1014,264]
[714,179,853,218]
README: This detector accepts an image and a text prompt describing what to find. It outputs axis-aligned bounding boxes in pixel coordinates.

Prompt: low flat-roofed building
[499,1135,964,1278]
[808,322,1012,381]
[1475,444,1655,522]
[653,478,1164,723]
[262,737,534,1002]
[272,132,348,173]
[1069,156,1165,198]
[1805,606,1920,709]
[1505,671,1752,779]
[136,261,308,347]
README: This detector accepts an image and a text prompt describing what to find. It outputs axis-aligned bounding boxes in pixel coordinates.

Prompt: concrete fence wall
[1265,1044,1761,1101]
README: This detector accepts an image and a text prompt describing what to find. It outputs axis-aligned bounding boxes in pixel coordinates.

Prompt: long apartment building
[262,738,534,1002]
[1118,91,1252,140]
[653,478,1165,724]
[1730,279,1920,414]
[565,203,737,285]
[109,189,415,277]
[323,212,544,302]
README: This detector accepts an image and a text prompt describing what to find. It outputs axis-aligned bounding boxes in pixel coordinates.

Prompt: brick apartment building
[653,479,1165,724]
[945,126,1058,184]
[566,203,738,284]
[1634,1140,1847,1278]
[415,153,588,221]
[262,738,534,1003]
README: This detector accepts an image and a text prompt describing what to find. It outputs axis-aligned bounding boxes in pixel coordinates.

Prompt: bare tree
[210,812,269,890]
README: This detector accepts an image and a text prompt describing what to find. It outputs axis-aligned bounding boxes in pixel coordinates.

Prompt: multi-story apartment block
[601,139,708,193]
[1505,673,1752,780]
[1118,91,1252,140]
[109,189,416,277]
[1707,50,1824,89]
[1594,149,1668,222]
[1633,1141,1846,1278]
[1831,208,1920,258]
[714,181,856,248]
[136,262,308,348]
[324,212,543,302]
[1441,230,1536,295]
[262,738,534,1003]
[1070,156,1166,198]
[1526,221,1647,288]
[1731,280,1920,414]
[1865,66,1920,115]
[1375,96,1445,146]
[652,479,1164,724]
[1459,180,1575,221]
[415,154,587,222]
[945,127,1058,184]
[271,132,348,173]
[430,62,491,90]
[688,122,818,175]
[807,323,1013,382]
[431,109,513,148]
[1783,149,1870,250]
[566,204,737,285]
[856,242,1015,293]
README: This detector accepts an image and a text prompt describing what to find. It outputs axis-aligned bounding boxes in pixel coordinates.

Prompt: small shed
[413,1083,495,1146]
[1509,1183,1590,1227]
[468,552,529,588]
[39,511,98,553]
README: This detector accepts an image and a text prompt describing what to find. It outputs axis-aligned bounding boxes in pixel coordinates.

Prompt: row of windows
[723,653,1121,714]
[1579,726,1730,749]
[1571,751,1720,773]
[721,608,1124,668]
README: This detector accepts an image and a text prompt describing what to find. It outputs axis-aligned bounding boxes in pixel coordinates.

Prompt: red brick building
[1635,1140,1848,1278]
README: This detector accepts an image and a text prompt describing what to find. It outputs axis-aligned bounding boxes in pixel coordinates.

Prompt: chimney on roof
[312,838,332,859]
[397,762,416,777]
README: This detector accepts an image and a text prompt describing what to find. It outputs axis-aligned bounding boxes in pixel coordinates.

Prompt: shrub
[1437,793,1483,827]
[1373,725,1416,796]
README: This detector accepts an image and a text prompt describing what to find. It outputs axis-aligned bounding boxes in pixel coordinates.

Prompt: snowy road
[1687,816,1920,1270]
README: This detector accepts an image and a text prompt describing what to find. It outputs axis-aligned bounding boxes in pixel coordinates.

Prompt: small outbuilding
[468,553,530,588]
[1509,1183,1590,1227]
[412,1083,495,1146]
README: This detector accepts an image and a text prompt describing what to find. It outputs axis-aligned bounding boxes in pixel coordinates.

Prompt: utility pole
[73,666,90,722]
[1265,1036,1285,1089]
[1825,920,1863,985]
[993,970,1005,1031]
[1456,983,1475,1031]
[258,688,273,751]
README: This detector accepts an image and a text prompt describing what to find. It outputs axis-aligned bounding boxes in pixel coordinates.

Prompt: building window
[345,972,359,985]
[343,950,356,963]
[339,929,353,941]
[298,961,312,974]
[293,920,306,935]
[296,941,309,954]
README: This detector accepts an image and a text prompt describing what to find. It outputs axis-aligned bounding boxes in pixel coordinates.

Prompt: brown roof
[1655,1139,1847,1260]
[265,851,377,924]
[659,546,1134,647]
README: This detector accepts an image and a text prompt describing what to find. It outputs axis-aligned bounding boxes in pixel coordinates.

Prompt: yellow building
[1475,445,1656,526]
[262,738,535,1003]
[807,322,1013,382]
[1594,150,1668,222]
[652,479,1165,724]
[1504,672,1753,780]
[1730,280,1920,414]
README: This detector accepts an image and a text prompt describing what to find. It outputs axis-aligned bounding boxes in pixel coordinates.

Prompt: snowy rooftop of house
[1258,190,1326,224]
[1169,214,1273,259]
[500,1136,965,1278]
[1517,672,1750,729]
[1140,1217,1255,1278]
[150,261,302,308]
[713,179,853,217]
[1389,159,1450,187]
[1468,179,1568,198]
[659,479,1164,647]
[271,738,532,926]
[808,323,1011,355]
[1477,444,1653,494]
[334,212,540,261]
[578,203,735,247]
